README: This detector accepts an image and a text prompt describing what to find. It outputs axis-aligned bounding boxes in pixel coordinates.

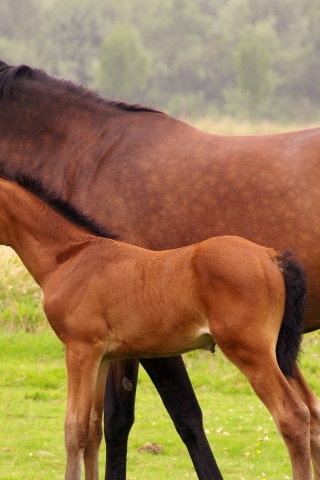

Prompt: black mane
[0,60,162,114]
[0,162,118,239]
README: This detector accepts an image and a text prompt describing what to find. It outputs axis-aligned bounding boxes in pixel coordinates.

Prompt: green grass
[1,328,320,480]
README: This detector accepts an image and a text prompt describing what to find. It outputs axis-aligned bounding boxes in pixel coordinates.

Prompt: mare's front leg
[104,359,139,480]
[287,361,320,480]
[64,341,106,480]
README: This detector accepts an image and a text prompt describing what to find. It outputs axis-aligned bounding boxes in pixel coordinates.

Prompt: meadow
[0,119,319,480]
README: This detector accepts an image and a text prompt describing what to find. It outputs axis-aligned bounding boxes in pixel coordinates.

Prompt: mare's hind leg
[216,340,312,480]
[140,356,223,480]
[287,361,320,480]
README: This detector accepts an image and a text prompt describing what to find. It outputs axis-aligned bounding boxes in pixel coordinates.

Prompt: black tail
[276,250,307,377]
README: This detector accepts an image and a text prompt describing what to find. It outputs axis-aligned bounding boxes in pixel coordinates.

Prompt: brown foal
[0,168,314,480]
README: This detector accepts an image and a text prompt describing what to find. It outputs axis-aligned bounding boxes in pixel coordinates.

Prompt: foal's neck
[0,179,93,287]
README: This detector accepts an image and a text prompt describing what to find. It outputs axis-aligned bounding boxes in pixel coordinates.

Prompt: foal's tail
[275,250,307,377]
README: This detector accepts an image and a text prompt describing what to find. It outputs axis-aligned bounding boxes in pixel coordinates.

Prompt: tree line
[1,0,320,121]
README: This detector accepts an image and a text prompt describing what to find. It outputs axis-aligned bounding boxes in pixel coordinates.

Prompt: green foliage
[1,0,320,126]
[228,22,279,118]
[37,0,113,84]
[97,22,151,100]
[0,0,39,40]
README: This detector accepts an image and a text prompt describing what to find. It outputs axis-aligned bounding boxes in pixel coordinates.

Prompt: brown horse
[0,166,312,480]
[1,61,320,479]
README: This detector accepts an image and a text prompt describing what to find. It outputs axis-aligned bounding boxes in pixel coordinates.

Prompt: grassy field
[0,119,319,479]
[1,326,320,480]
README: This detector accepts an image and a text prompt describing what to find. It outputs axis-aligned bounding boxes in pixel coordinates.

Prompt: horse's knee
[104,409,135,441]
[88,415,103,447]
[65,418,90,454]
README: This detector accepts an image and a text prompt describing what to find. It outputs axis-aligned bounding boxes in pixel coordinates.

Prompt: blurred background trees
[97,22,151,101]
[0,0,319,121]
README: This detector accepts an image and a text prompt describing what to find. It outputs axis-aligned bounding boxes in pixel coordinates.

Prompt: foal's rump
[192,236,306,376]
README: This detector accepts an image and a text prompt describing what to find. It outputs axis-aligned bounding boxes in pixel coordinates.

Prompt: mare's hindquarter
[43,236,285,363]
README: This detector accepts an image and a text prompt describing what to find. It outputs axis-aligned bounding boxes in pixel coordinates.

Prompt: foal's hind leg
[287,361,320,480]
[216,340,312,480]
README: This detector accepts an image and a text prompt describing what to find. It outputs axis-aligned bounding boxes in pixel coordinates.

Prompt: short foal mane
[0,60,162,114]
[0,163,117,239]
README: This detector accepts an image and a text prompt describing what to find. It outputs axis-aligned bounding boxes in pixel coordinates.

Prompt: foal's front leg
[64,341,106,480]
[84,359,110,480]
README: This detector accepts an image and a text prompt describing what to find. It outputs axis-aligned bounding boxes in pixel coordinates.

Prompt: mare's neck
[0,80,122,192]
[0,180,93,287]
